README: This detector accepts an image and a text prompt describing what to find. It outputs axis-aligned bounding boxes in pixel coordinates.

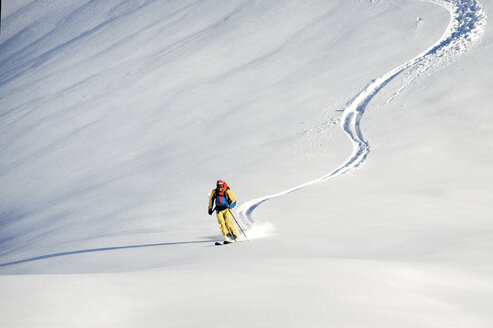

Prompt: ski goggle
[217,184,224,189]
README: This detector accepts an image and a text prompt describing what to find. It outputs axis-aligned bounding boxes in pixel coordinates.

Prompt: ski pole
[228,209,248,241]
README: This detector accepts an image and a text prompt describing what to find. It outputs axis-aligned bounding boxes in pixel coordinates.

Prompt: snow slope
[1,0,493,327]
[238,0,486,224]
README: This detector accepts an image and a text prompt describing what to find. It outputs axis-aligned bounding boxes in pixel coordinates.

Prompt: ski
[215,240,234,246]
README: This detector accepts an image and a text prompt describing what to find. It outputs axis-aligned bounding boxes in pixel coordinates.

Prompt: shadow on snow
[0,239,214,268]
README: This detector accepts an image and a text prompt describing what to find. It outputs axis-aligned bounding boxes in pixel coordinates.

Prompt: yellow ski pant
[216,209,240,238]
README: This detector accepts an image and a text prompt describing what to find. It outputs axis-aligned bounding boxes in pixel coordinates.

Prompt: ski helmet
[216,180,228,194]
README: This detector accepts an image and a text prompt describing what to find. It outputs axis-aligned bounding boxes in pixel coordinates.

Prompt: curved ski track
[237,0,486,230]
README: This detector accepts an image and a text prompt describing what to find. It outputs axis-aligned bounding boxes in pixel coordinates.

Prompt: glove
[208,208,213,215]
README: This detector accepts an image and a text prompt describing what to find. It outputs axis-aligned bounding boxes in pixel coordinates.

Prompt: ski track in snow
[237,0,486,234]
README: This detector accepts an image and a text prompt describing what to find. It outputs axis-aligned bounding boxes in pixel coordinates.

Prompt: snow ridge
[237,0,486,230]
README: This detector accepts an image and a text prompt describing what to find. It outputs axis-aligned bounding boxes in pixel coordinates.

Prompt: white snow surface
[1,0,493,327]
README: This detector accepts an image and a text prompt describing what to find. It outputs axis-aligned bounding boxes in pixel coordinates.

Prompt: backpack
[215,181,231,208]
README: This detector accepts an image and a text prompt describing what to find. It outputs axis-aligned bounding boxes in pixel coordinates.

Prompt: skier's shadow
[0,239,215,268]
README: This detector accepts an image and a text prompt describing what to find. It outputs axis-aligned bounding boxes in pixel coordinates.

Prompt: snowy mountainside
[1,0,451,271]
[1,1,493,327]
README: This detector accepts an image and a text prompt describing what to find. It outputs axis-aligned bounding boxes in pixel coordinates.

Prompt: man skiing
[208,180,240,241]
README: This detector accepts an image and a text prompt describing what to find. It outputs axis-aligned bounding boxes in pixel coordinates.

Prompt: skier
[208,180,240,241]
